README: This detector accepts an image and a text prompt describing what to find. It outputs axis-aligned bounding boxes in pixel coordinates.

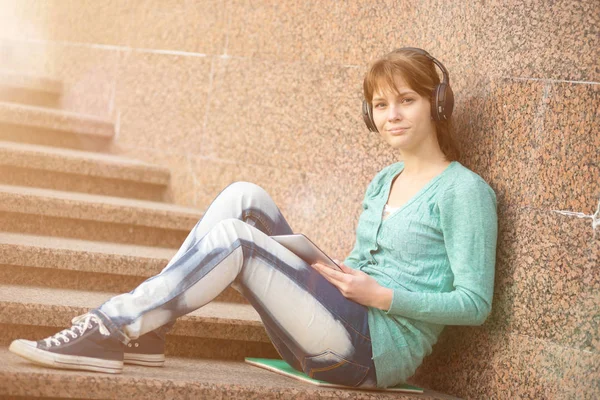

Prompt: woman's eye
[402,98,415,104]
[374,103,386,109]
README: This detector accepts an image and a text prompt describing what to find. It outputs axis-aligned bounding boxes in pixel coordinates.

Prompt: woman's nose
[387,105,402,121]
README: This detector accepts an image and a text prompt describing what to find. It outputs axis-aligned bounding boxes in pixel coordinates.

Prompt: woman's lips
[387,127,408,135]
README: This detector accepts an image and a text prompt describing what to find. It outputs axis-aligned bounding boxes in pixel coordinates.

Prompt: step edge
[0,143,171,185]
[0,184,203,229]
[0,101,115,137]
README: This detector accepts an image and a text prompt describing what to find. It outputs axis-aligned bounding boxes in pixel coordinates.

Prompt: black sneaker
[123,329,166,367]
[9,313,123,374]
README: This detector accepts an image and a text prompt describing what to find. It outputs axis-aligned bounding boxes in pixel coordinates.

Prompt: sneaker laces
[43,313,111,347]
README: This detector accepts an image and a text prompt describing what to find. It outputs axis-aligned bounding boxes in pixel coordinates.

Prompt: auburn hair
[363,49,460,161]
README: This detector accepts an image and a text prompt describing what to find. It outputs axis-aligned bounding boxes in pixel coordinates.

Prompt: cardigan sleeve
[385,179,498,325]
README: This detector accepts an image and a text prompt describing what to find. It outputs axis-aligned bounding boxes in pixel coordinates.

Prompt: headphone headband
[396,47,450,85]
[362,47,454,132]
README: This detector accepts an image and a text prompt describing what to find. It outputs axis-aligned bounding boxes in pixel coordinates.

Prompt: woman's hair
[363,49,460,161]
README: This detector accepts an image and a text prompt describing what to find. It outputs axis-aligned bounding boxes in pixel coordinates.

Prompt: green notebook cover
[245,357,423,393]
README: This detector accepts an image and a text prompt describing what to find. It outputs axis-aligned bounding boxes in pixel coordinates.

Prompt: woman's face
[371,76,436,152]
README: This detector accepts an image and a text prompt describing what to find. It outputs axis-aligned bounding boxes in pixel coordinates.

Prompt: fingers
[311,263,348,288]
[311,263,337,288]
[337,263,356,274]
[313,263,346,280]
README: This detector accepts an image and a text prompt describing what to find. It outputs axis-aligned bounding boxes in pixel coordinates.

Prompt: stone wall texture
[1,0,598,398]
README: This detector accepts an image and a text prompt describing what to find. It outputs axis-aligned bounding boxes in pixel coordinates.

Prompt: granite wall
[1,0,598,398]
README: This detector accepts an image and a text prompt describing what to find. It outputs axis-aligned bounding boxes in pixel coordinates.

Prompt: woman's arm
[386,180,498,325]
[315,180,497,325]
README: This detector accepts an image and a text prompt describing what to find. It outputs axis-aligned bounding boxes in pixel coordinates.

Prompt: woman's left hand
[311,262,393,310]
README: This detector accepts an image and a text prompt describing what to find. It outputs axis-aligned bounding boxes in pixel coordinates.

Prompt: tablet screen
[271,234,341,271]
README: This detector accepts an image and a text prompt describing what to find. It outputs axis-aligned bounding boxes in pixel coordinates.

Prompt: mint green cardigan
[344,161,498,388]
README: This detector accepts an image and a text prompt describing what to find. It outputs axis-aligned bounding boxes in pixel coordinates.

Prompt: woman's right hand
[311,262,393,310]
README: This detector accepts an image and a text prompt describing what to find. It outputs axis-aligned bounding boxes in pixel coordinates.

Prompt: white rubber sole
[9,339,123,374]
[124,353,165,367]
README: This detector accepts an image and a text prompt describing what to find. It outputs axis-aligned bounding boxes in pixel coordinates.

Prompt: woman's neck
[399,146,450,177]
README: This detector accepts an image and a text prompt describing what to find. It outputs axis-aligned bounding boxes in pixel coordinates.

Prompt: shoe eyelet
[134,343,139,347]
[64,338,70,343]
[127,343,132,347]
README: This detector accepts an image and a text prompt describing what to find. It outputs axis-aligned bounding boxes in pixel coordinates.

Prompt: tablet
[271,234,341,271]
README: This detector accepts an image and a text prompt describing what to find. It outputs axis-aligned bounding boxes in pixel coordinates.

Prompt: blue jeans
[92,182,377,388]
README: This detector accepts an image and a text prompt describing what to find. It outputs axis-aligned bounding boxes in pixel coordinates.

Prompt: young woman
[9,48,497,389]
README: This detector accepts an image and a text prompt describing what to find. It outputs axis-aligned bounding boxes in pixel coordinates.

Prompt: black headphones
[362,47,454,132]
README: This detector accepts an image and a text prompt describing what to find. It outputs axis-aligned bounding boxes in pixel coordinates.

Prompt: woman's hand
[311,262,393,310]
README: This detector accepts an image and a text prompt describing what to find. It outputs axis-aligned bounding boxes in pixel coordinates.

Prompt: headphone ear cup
[444,84,454,119]
[362,100,378,132]
[432,83,454,120]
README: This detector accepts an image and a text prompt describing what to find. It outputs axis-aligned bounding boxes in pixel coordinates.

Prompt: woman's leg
[124,180,295,343]
[95,216,375,387]
[231,242,377,388]
[95,181,292,340]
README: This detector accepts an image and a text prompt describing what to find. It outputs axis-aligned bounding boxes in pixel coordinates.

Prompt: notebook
[245,358,423,393]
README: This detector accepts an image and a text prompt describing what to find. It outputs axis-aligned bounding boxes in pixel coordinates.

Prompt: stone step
[0,71,62,94]
[0,231,247,303]
[0,184,203,248]
[0,348,453,400]
[0,283,276,361]
[0,140,170,201]
[0,101,113,151]
[0,284,266,343]
[0,70,62,108]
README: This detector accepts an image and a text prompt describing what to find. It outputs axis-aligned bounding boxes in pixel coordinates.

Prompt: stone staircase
[0,72,454,399]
